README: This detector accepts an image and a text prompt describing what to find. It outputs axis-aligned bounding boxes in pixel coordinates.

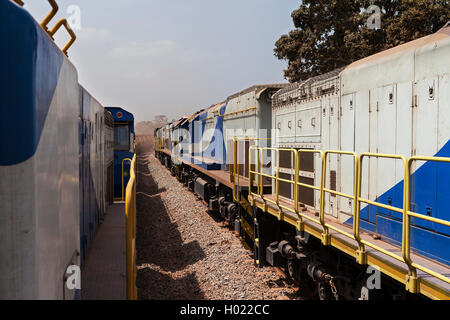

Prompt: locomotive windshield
[114,124,130,151]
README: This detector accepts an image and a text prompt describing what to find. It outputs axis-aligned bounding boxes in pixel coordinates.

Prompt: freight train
[155,23,450,300]
[0,1,134,299]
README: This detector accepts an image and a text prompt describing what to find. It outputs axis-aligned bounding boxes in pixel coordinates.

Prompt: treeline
[275,0,450,82]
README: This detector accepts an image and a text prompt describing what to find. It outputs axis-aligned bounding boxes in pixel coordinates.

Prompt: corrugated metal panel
[273,69,342,109]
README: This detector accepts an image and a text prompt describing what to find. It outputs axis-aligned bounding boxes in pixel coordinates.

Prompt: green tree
[275,0,450,82]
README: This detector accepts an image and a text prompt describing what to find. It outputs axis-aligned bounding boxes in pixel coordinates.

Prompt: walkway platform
[81,203,126,300]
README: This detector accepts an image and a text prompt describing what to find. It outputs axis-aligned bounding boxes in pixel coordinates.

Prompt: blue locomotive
[105,107,135,200]
[0,1,134,299]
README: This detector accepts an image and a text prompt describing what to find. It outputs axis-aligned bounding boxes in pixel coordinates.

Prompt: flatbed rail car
[155,24,450,300]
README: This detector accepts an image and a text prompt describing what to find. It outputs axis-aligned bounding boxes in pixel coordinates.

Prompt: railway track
[135,137,303,300]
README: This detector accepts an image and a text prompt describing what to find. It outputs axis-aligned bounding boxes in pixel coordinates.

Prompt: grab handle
[49,19,77,56]
[41,0,59,33]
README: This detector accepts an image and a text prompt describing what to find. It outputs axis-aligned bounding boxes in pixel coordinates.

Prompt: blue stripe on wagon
[0,0,63,166]
[346,140,450,265]
[202,103,228,166]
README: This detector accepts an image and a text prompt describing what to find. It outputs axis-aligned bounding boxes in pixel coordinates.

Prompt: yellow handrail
[232,137,271,202]
[155,137,160,152]
[125,155,138,300]
[249,146,261,197]
[407,156,450,287]
[357,153,411,269]
[12,0,24,6]
[13,1,74,55]
[296,150,326,240]
[12,0,58,31]
[233,138,238,201]
[122,158,132,201]
[247,146,450,294]
[49,18,77,56]
[320,151,359,247]
[40,0,59,32]
[249,147,297,218]
[248,147,325,233]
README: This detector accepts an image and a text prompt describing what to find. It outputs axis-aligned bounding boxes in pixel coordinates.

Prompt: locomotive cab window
[114,124,130,151]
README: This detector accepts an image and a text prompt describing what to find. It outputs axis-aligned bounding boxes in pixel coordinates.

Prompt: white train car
[79,87,110,263]
[271,24,450,265]
[223,85,286,175]
[272,69,342,216]
[0,2,80,299]
[0,2,117,299]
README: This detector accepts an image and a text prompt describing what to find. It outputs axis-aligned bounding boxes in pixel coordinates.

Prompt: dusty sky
[25,0,300,122]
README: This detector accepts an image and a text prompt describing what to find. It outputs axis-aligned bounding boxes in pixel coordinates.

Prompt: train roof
[227,84,288,101]
[344,21,450,72]
[79,84,105,108]
[104,109,114,128]
[105,107,134,122]
[272,68,343,107]
[171,116,191,129]
[210,101,227,113]
[170,85,287,126]
[341,21,450,94]
[195,101,227,118]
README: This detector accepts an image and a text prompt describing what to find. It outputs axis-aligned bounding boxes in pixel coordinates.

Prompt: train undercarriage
[156,151,425,300]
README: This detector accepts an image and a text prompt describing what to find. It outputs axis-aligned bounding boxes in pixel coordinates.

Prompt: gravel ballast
[136,141,300,300]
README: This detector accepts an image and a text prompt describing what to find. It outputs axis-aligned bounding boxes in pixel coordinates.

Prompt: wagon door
[296,102,321,209]
[339,93,355,217]
[327,96,340,218]
[411,77,439,231]
[376,85,399,220]
[354,90,370,221]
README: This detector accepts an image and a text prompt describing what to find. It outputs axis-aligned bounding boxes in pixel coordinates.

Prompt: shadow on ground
[135,136,206,300]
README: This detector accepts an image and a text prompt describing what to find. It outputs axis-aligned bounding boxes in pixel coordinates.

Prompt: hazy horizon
[24,0,300,122]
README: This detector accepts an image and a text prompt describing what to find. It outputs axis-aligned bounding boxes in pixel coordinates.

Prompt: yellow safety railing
[125,155,138,300]
[249,146,263,198]
[49,19,77,56]
[247,146,450,293]
[406,156,450,288]
[154,137,160,152]
[298,150,327,242]
[252,147,297,216]
[122,158,132,201]
[40,0,59,32]
[321,151,360,247]
[357,154,413,278]
[13,0,76,56]
[249,147,323,229]
[232,137,271,202]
